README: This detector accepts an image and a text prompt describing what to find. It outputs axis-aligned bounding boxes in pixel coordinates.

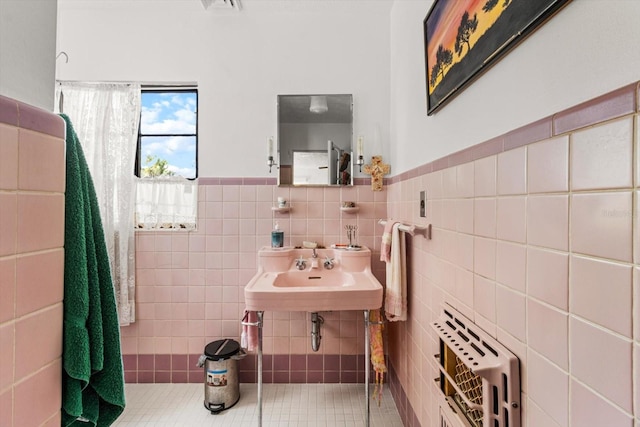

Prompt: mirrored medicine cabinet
[277,94,353,187]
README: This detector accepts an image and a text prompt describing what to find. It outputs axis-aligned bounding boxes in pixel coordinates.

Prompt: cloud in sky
[140,91,197,178]
[141,93,196,134]
[167,164,196,178]
[142,136,196,157]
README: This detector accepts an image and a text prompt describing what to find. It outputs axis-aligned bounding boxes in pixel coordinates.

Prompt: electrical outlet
[420,190,426,218]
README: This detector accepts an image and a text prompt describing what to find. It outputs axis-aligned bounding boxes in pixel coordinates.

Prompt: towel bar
[378,219,432,240]
[241,311,261,327]
[241,321,261,326]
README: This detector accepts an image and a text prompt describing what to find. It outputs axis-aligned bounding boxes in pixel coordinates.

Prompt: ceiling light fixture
[309,96,328,114]
[201,0,241,11]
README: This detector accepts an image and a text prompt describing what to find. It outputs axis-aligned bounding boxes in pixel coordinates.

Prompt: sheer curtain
[56,82,141,326]
[135,177,198,230]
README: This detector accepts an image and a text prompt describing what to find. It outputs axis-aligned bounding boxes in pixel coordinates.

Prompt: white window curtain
[135,177,198,230]
[55,82,140,326]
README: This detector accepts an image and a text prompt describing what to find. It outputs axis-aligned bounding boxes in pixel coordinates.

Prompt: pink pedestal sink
[244,246,383,312]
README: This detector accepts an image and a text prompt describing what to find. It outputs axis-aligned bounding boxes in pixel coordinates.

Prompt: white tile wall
[495,285,526,341]
[570,191,633,262]
[570,317,633,413]
[455,199,474,234]
[634,342,640,425]
[527,349,569,427]
[495,241,526,292]
[526,195,569,251]
[635,191,640,265]
[386,110,639,427]
[635,267,640,341]
[496,196,526,243]
[456,162,475,199]
[128,184,387,361]
[526,247,569,310]
[497,147,527,195]
[528,400,562,427]
[527,299,568,370]
[570,380,633,427]
[474,237,496,280]
[474,155,496,197]
[570,255,633,337]
[473,274,496,322]
[473,197,496,238]
[571,117,633,191]
[527,135,569,194]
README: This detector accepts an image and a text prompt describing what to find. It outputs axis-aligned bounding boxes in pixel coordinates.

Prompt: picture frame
[424,0,571,115]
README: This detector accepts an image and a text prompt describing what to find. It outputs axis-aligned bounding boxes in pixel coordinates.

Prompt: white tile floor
[112,382,404,426]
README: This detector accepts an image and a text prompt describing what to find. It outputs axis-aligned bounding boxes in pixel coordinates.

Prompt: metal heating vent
[431,305,521,427]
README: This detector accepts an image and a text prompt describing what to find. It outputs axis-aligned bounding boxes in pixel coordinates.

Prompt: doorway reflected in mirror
[277,94,353,186]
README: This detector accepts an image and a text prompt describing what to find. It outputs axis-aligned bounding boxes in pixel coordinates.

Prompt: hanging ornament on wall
[363,156,390,191]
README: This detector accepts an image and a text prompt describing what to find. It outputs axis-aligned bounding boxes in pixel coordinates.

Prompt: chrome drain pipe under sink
[310,312,324,352]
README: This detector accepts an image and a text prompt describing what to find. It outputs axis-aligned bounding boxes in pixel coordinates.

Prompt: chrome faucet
[311,248,318,258]
[323,256,334,270]
[295,256,307,270]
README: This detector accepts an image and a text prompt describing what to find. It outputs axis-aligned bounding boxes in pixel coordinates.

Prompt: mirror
[277,94,353,186]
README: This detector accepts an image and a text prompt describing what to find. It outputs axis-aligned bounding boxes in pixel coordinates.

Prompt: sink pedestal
[243,246,384,427]
[243,309,380,427]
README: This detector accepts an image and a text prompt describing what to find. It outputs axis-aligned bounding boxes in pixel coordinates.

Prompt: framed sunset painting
[424,0,571,115]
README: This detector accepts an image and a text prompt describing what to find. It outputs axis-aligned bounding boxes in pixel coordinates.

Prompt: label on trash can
[207,369,228,387]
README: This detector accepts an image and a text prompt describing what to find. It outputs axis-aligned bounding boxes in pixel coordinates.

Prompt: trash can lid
[205,339,240,361]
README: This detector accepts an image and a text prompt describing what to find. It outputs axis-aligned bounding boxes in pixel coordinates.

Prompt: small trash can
[201,339,243,414]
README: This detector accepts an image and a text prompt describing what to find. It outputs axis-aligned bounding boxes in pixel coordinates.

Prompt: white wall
[0,0,58,110]
[390,0,640,174]
[21,0,640,173]
[56,0,392,178]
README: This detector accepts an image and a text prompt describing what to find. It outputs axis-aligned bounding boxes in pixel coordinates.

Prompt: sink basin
[244,246,383,311]
[273,271,356,288]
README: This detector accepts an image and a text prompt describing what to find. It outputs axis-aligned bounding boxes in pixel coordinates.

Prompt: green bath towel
[60,114,125,427]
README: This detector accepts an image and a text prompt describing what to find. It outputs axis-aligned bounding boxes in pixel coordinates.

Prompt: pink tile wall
[385,82,640,427]
[124,183,387,383]
[0,96,65,427]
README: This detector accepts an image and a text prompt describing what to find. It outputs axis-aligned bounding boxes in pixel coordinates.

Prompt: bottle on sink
[271,222,284,248]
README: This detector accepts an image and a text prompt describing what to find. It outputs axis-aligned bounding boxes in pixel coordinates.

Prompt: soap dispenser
[271,222,284,248]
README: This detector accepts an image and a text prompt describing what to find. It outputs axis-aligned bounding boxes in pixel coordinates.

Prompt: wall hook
[56,51,69,63]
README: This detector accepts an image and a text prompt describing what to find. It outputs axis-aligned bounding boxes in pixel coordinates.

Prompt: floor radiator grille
[432,305,521,427]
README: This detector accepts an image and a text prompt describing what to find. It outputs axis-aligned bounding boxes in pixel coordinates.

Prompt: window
[134,87,199,230]
[136,88,198,179]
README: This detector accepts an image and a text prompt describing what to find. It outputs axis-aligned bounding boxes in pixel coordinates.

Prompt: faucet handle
[323,256,335,270]
[296,256,307,270]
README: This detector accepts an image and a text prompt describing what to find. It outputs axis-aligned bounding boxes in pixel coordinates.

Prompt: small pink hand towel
[241,310,258,352]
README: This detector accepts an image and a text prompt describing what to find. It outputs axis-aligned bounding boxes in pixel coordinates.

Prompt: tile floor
[112,382,404,426]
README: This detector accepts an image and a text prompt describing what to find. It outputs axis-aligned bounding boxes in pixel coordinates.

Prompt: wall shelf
[340,206,359,214]
[272,206,291,213]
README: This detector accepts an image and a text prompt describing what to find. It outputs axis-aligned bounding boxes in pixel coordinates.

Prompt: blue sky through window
[140,91,197,179]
